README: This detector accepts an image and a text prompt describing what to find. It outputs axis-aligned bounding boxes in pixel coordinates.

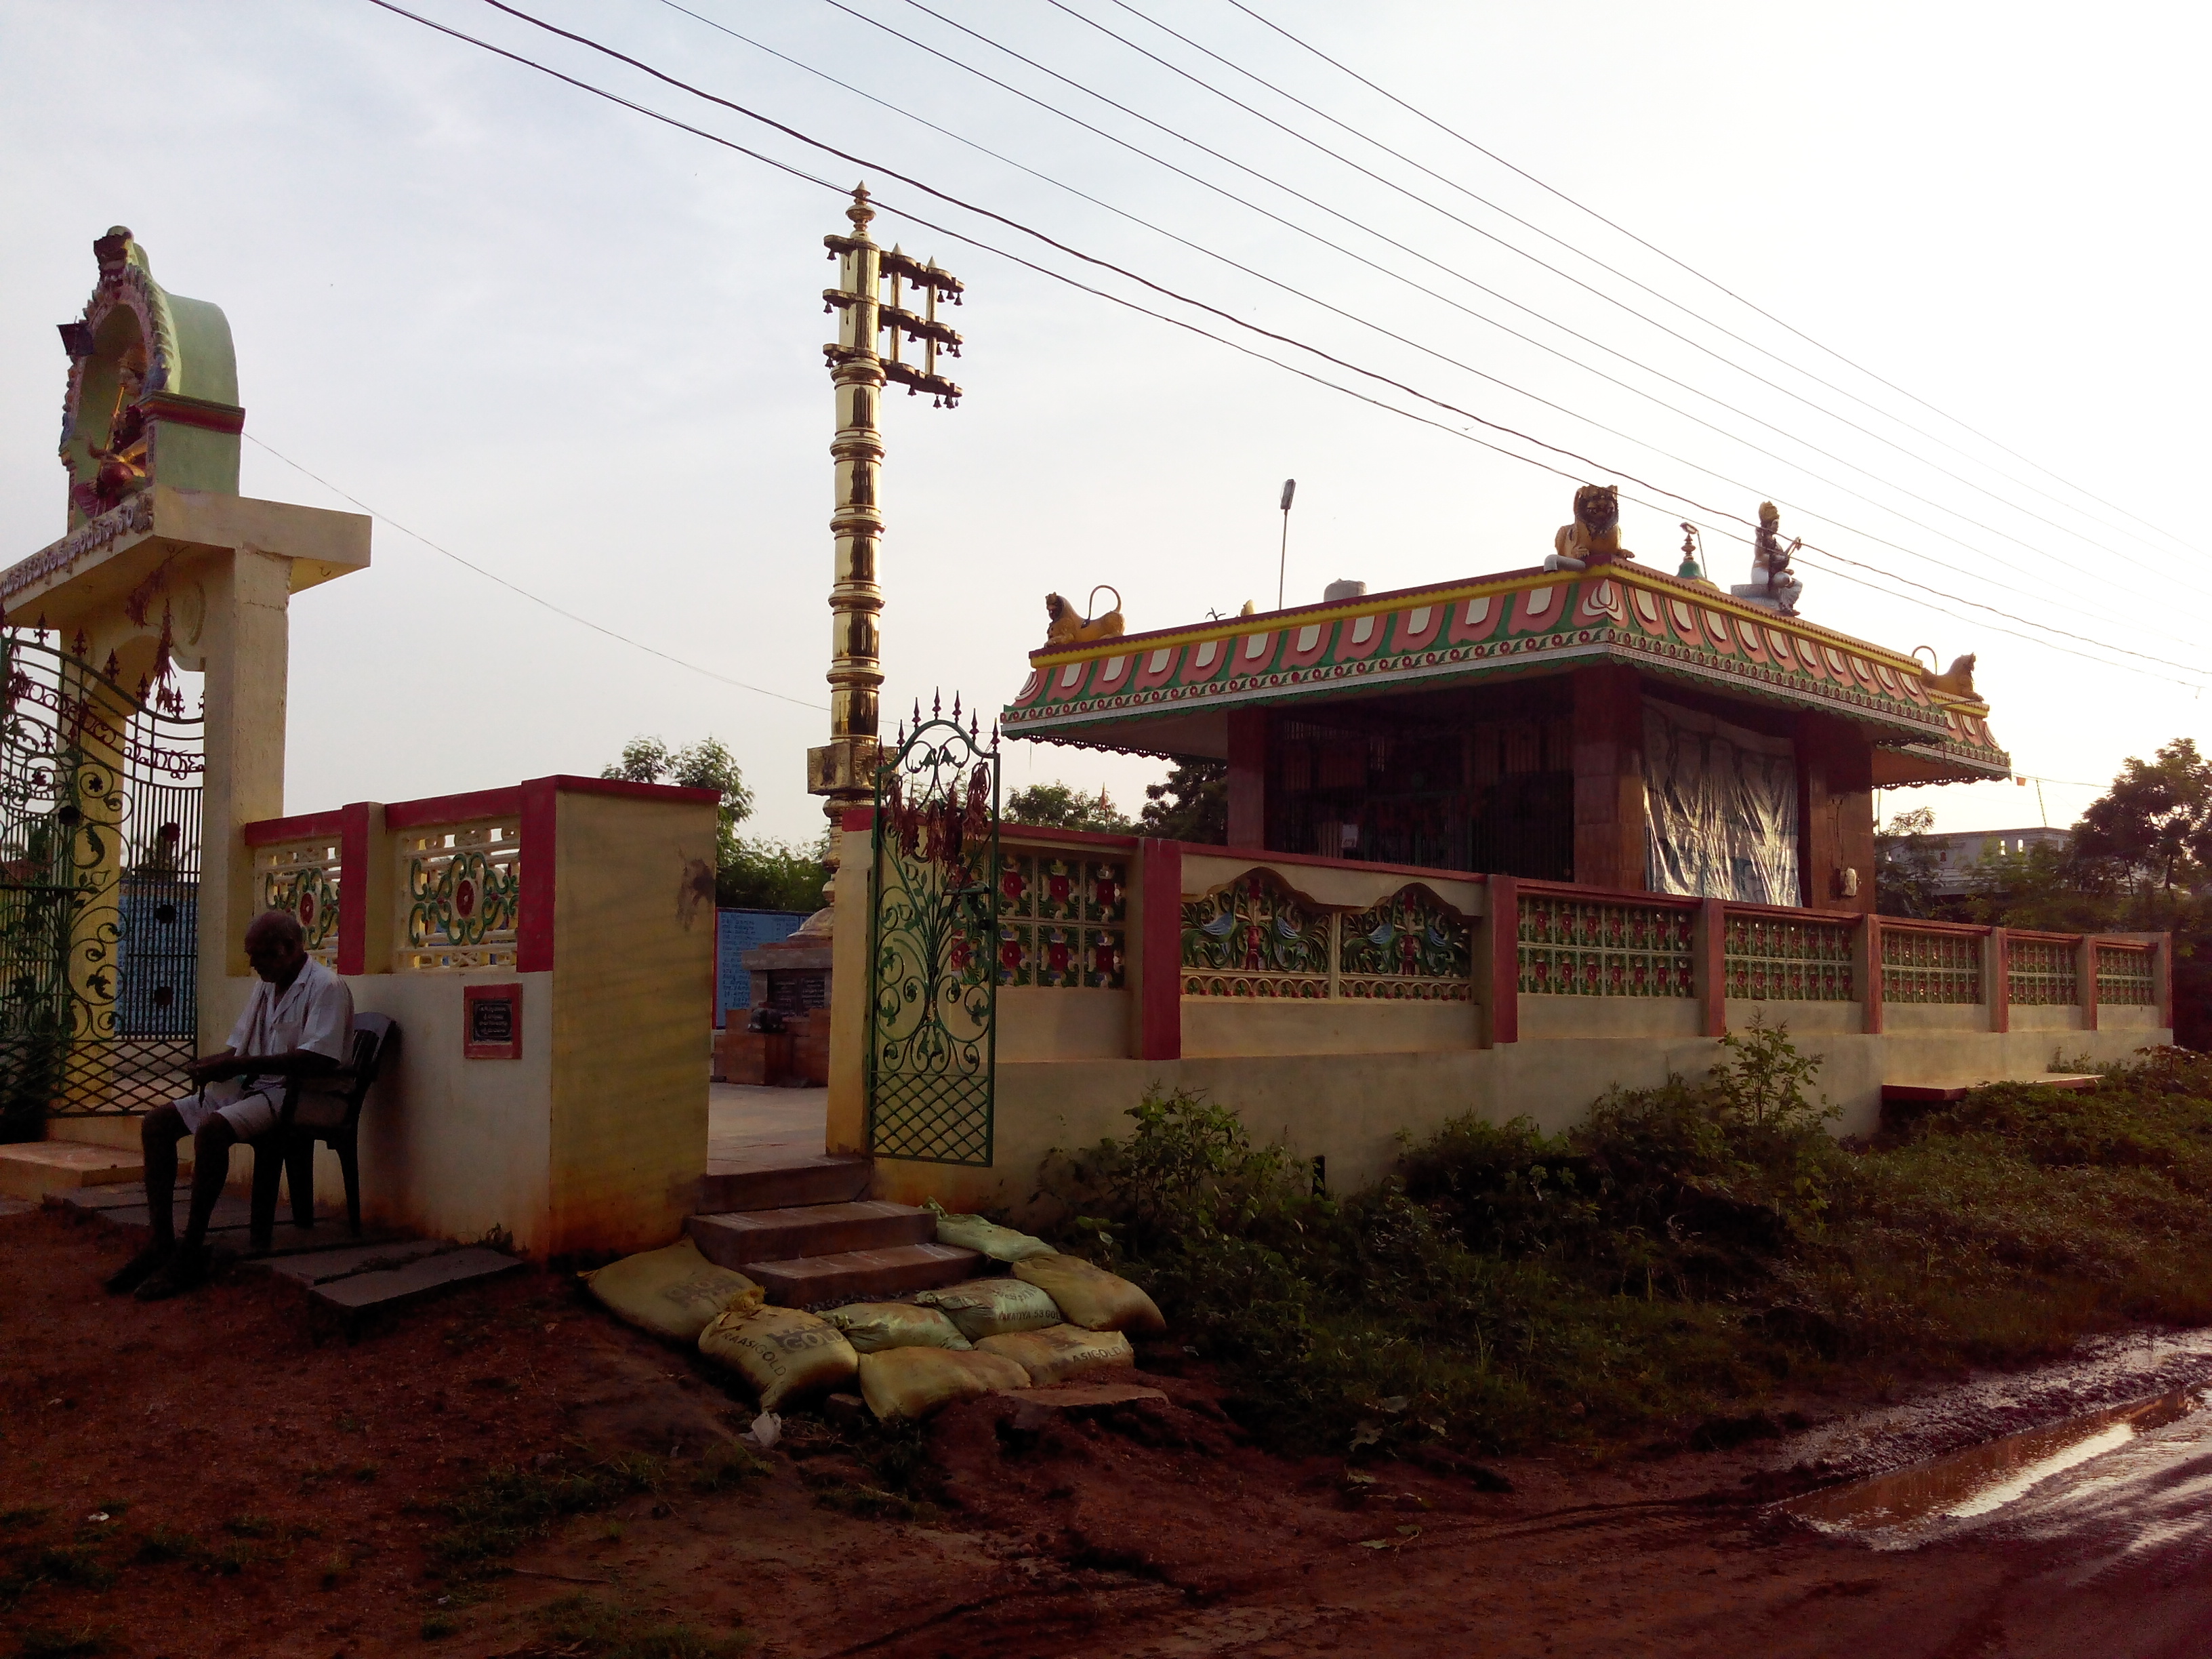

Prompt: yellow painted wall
[867,1020,2171,1221]
[546,790,716,1257]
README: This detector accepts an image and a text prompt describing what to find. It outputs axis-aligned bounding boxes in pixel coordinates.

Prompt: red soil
[1,1203,2198,1659]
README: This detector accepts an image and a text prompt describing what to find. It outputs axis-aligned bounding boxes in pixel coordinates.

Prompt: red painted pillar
[1138,838,1183,1061]
[1697,897,1727,1038]
[1572,665,1645,890]
[1797,713,1876,912]
[335,801,382,977]
[1861,914,1885,1035]
[1486,875,1519,1046]
[1988,928,2011,1033]
[1226,708,1269,851]
[518,776,559,973]
[2081,935,2101,1033]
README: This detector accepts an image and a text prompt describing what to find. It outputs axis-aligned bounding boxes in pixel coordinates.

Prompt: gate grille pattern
[867,710,997,1167]
[0,637,202,1134]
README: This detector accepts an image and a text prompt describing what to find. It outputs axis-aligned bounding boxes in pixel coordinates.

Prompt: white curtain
[1642,699,1799,905]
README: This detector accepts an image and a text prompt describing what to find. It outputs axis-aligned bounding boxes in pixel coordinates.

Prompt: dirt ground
[5,1202,2210,1659]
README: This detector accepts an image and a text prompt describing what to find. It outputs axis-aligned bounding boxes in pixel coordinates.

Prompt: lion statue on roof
[1552,484,1624,569]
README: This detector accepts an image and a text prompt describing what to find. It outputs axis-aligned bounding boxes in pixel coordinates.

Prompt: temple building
[1002,502,2007,907]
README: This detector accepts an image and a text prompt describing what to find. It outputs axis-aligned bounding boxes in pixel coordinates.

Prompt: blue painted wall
[715,908,808,1026]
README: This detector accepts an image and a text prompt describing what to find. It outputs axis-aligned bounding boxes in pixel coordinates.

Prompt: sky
[3,0,2206,846]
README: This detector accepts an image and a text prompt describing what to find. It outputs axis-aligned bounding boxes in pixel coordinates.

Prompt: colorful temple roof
[1002,560,2007,785]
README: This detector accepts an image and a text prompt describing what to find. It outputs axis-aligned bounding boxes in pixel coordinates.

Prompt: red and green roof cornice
[1002,562,2009,779]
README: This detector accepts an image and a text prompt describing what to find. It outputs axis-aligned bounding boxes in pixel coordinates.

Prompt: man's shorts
[173,1078,287,1139]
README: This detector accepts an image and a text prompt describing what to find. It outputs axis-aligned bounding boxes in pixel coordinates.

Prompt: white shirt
[227,956,356,1104]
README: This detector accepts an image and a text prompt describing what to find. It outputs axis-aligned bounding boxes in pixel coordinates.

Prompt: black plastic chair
[248,1013,398,1251]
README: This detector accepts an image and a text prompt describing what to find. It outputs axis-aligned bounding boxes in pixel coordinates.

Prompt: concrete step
[687,1200,933,1269]
[309,1246,525,1334]
[749,1241,983,1307]
[697,1152,872,1213]
[0,1140,144,1200]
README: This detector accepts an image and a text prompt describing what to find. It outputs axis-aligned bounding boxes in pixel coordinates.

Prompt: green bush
[1041,1036,2212,1456]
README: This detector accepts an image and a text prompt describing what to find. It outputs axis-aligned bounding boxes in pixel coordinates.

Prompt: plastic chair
[247,1013,398,1251]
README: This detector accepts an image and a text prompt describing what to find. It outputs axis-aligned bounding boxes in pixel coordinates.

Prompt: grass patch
[1040,1039,2212,1456]
[0,1509,52,1532]
[535,1593,750,1658]
[17,1624,117,1658]
[427,1453,665,1578]
[0,1544,116,1611]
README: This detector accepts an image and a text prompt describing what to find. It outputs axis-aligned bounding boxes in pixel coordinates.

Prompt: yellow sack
[858,1346,1029,1421]
[581,1237,764,1345]
[821,1301,972,1353]
[697,1305,858,1412]
[976,1324,1133,1387]
[925,1200,1059,1263]
[916,1277,1062,1341]
[1012,1254,1166,1334]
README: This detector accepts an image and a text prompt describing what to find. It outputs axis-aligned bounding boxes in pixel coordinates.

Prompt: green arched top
[59,228,241,528]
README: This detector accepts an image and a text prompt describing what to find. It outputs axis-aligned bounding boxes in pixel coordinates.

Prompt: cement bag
[976,1324,1133,1387]
[916,1277,1062,1341]
[582,1237,764,1344]
[821,1301,972,1353]
[926,1200,1059,1263]
[697,1306,858,1412]
[857,1346,1029,1421]
[1013,1254,1166,1335]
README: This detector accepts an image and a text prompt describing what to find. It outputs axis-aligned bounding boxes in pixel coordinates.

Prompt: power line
[243,433,830,711]
[659,0,2212,666]
[1220,0,2201,562]
[825,0,2212,634]
[356,0,2211,694]
[1046,0,2188,588]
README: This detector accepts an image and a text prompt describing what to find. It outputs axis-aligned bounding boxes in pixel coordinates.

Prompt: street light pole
[1276,477,1296,610]
[802,184,964,929]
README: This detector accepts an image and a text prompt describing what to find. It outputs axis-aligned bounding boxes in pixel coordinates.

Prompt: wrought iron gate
[0,634,202,1139]
[866,703,998,1166]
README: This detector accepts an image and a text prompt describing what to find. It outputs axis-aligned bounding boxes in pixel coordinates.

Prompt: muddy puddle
[1784,1386,2208,1548]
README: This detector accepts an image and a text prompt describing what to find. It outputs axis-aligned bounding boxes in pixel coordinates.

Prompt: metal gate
[0,634,202,1139]
[865,701,998,1166]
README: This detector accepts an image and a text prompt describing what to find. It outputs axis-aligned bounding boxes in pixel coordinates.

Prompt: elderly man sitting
[104,909,356,1301]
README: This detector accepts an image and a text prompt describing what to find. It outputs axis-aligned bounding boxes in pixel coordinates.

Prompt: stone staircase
[690,1150,983,1307]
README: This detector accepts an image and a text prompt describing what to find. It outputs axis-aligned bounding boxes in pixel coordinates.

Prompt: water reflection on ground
[1786,1387,2212,1561]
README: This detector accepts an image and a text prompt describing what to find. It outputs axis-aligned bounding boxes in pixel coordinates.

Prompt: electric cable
[827,0,2212,628]
[355,0,2212,693]
[655,0,2212,663]
[1222,0,2199,559]
[1102,0,2188,577]
[243,433,830,711]
[1051,0,2184,582]
[641,5,2212,676]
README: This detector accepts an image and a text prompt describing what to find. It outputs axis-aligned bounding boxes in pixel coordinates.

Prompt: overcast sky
[3,1,2205,845]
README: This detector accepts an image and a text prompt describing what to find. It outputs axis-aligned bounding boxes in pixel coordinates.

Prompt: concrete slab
[91,1196,258,1233]
[55,1185,152,1213]
[708,1082,829,1165]
[258,1239,449,1284]
[0,1195,36,1219]
[309,1248,523,1316]
[0,1140,143,1199]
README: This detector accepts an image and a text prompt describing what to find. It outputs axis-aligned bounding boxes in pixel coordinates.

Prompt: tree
[1140,758,1228,844]
[1873,804,1943,918]
[602,735,823,910]
[2074,738,2212,912]
[720,831,833,912]
[1005,781,1134,834]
